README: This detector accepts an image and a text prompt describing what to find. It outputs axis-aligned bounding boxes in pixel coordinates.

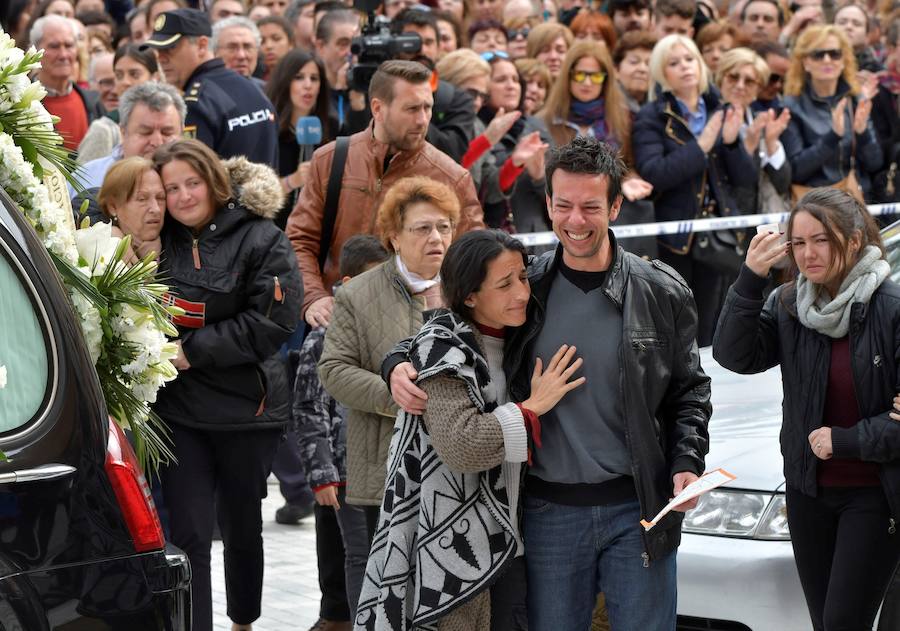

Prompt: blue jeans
[523,496,677,631]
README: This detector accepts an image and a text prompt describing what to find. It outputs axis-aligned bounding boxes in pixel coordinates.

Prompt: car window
[0,243,50,433]
[884,220,900,283]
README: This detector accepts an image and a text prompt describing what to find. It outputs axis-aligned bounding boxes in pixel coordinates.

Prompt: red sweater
[817,336,880,487]
[44,90,88,151]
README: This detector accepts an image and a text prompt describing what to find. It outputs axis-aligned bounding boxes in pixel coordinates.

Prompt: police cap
[141,8,212,50]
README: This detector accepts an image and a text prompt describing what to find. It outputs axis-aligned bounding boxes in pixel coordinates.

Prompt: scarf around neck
[395,254,440,293]
[797,245,890,338]
[569,97,610,142]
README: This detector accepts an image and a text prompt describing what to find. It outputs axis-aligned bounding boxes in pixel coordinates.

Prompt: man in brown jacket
[285,59,484,327]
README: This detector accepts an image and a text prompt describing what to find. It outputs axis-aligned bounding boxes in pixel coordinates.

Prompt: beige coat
[318,257,429,506]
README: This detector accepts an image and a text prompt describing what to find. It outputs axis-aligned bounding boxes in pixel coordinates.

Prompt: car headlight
[682,491,790,540]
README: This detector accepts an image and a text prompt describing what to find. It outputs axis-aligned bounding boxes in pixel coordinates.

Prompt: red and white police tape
[512,203,900,248]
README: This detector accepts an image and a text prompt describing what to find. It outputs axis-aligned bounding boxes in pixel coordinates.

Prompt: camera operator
[314,8,370,134]
[389,8,476,162]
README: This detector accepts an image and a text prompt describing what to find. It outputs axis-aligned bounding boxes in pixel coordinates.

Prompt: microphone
[295,116,323,164]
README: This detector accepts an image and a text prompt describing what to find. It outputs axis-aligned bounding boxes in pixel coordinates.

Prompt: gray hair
[118,81,187,130]
[88,52,114,85]
[211,16,261,50]
[30,14,76,47]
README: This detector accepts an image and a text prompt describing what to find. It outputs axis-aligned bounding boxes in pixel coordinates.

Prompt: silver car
[675,222,900,631]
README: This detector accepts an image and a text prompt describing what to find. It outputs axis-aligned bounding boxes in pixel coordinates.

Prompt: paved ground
[211,481,322,631]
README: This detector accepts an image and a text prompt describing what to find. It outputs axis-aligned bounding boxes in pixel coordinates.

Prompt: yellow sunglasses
[570,69,607,85]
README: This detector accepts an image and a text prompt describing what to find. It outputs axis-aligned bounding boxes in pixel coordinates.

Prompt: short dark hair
[114,42,160,75]
[656,0,696,19]
[440,230,527,323]
[748,37,788,58]
[77,9,115,27]
[392,8,439,38]
[339,235,389,278]
[545,137,627,206]
[609,0,651,16]
[315,7,356,42]
[257,14,294,42]
[467,18,506,43]
[740,0,784,25]
[368,59,432,103]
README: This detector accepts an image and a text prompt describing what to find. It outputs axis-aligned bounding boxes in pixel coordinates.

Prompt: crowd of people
[3,0,900,628]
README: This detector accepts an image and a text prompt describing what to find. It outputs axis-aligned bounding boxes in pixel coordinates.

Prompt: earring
[110,214,119,226]
[465,301,474,307]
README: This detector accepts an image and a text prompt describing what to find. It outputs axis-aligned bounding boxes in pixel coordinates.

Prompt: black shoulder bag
[318,136,351,272]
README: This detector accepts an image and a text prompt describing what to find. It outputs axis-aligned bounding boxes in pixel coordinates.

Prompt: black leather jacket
[713,266,900,516]
[505,236,712,561]
[781,79,883,198]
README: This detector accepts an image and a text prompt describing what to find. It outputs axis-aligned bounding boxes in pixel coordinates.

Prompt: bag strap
[319,136,350,272]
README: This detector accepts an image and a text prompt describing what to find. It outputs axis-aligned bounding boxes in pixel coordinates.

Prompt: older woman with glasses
[318,176,460,616]
[717,47,793,215]
[781,25,883,202]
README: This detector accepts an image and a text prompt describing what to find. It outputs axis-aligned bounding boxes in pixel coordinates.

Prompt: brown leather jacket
[285,122,484,315]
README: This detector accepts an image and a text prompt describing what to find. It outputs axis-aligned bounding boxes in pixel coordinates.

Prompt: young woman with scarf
[355,230,583,631]
[712,187,900,631]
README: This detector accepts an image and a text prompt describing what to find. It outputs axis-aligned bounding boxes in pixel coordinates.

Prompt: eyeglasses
[506,27,530,40]
[570,69,606,84]
[767,72,784,85]
[465,87,489,102]
[808,48,842,61]
[480,50,510,62]
[405,221,455,237]
[724,71,759,87]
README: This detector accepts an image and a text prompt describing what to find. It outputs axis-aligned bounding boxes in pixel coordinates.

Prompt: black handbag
[689,174,746,276]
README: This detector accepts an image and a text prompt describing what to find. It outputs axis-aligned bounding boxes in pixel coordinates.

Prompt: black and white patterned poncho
[354,311,522,631]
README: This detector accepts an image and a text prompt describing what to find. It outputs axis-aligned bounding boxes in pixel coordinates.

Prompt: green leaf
[0,450,6,462]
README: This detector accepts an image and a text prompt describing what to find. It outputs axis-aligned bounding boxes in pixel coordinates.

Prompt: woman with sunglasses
[781,25,883,202]
[479,50,552,235]
[633,34,756,346]
[504,16,537,59]
[716,47,793,216]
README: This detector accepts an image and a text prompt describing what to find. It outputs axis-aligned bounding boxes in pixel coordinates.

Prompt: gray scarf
[797,245,890,338]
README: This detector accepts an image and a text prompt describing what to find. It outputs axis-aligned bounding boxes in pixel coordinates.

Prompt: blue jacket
[633,90,756,253]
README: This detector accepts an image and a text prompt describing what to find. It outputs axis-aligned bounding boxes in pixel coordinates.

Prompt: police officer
[141,8,278,166]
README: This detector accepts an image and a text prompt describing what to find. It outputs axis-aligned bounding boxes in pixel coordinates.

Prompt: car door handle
[0,464,77,484]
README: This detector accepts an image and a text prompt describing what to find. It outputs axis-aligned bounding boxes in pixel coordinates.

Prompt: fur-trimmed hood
[223,156,284,221]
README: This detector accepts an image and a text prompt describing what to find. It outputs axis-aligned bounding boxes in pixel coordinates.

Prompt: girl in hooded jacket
[712,187,900,631]
[152,139,303,631]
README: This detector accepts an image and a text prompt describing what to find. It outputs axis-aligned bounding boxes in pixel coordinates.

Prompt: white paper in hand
[640,469,736,531]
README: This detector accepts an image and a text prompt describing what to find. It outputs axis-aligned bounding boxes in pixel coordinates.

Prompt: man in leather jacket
[385,137,711,631]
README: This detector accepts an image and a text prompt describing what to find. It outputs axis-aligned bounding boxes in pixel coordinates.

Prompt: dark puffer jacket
[713,266,900,516]
[633,89,756,254]
[154,157,303,430]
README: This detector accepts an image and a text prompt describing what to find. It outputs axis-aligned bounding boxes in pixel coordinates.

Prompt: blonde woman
[633,34,756,346]
[526,22,573,80]
[781,25,883,201]
[715,47,792,215]
[515,57,551,115]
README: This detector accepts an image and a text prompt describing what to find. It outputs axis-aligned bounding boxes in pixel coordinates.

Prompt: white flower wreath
[0,30,177,469]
